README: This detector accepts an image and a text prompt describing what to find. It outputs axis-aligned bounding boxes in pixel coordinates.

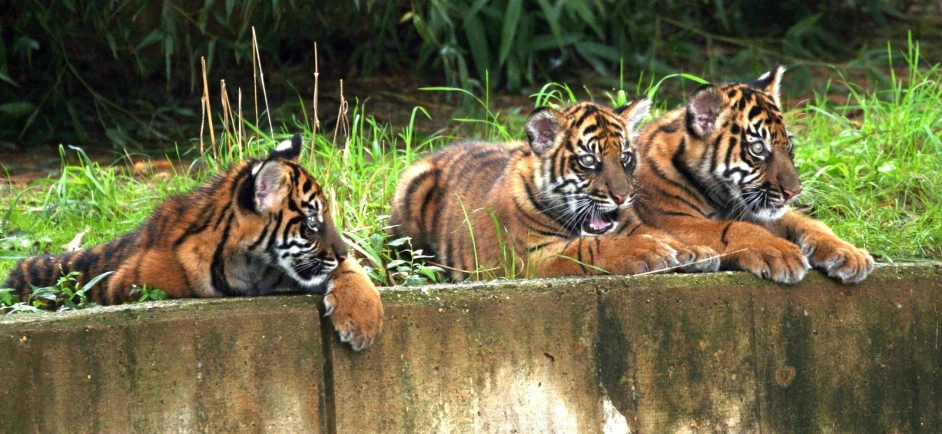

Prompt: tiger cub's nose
[612,193,629,205]
[783,188,801,201]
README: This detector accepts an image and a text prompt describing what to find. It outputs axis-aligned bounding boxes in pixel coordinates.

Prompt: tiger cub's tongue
[584,213,614,234]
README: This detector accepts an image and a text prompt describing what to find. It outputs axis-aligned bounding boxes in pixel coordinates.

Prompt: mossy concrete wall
[1,264,940,433]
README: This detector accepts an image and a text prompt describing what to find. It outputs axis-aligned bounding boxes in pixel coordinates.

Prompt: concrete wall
[1,264,939,433]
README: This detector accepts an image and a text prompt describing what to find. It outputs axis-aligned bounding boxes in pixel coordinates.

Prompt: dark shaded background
[1,0,938,148]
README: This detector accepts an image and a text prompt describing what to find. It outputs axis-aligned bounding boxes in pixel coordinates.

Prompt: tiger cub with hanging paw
[632,66,874,284]
[390,100,719,280]
[3,135,383,350]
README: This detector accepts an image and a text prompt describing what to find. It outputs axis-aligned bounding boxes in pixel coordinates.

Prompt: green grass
[792,41,941,262]
[0,42,939,310]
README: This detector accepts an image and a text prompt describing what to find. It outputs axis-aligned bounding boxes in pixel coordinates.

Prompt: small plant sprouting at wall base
[347,230,445,287]
[0,270,112,314]
[129,285,170,303]
[384,237,446,287]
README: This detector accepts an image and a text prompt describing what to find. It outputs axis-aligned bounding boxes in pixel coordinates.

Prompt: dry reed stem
[199,96,206,157]
[252,34,259,139]
[200,57,216,151]
[251,27,274,137]
[237,88,244,160]
[220,79,234,161]
[332,79,349,148]
[311,42,321,161]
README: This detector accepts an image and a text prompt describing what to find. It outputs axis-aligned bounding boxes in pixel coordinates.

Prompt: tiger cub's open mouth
[582,209,618,235]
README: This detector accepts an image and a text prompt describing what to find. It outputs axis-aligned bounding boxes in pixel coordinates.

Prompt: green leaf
[386,259,407,269]
[463,14,490,85]
[135,28,164,53]
[647,73,708,100]
[403,275,427,286]
[785,13,822,40]
[386,236,412,247]
[0,102,36,117]
[81,271,115,292]
[0,71,19,87]
[498,0,522,66]
[0,288,16,306]
[877,161,896,173]
[535,0,563,47]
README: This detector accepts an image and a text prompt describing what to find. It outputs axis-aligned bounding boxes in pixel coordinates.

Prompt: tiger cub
[2,135,383,350]
[632,66,874,284]
[389,101,719,280]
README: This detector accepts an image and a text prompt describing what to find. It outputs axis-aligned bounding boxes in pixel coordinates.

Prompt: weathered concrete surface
[327,280,603,433]
[597,263,942,434]
[755,264,942,433]
[598,273,768,433]
[1,264,940,433]
[0,296,327,433]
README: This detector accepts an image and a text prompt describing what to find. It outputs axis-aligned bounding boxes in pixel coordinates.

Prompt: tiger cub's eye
[306,215,319,232]
[577,154,598,168]
[747,141,765,157]
[621,151,635,170]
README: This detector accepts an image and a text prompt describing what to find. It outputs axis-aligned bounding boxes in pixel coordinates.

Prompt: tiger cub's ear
[253,161,287,213]
[525,107,561,156]
[753,65,785,108]
[615,98,652,132]
[267,133,303,162]
[685,85,725,139]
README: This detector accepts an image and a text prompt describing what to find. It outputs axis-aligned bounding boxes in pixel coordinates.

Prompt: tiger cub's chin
[633,66,874,284]
[2,134,383,351]
[390,100,719,281]
[747,204,788,223]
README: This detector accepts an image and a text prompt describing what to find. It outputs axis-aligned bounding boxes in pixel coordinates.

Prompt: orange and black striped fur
[3,135,382,350]
[633,66,874,284]
[390,101,719,280]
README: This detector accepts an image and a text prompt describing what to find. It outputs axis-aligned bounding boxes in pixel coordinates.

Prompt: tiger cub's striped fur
[633,66,874,284]
[390,101,719,280]
[3,135,382,350]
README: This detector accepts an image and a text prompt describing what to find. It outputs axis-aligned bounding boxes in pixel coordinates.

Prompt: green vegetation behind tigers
[0,42,939,310]
[2,0,939,145]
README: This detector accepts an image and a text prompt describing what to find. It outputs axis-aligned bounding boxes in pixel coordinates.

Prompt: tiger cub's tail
[2,233,137,305]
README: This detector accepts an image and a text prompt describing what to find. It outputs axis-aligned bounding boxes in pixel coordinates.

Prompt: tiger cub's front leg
[534,234,687,277]
[626,224,721,273]
[324,257,384,351]
[766,210,874,284]
[655,216,811,284]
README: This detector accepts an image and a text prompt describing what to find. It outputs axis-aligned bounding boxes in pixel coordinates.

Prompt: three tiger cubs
[391,67,873,284]
[1,67,874,351]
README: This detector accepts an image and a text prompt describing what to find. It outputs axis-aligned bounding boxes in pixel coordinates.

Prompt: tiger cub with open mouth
[632,66,874,284]
[3,135,383,350]
[390,100,719,280]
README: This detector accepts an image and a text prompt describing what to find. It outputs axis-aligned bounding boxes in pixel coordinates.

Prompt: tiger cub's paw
[324,267,384,351]
[673,245,721,273]
[798,232,875,284]
[737,238,810,284]
[618,235,681,274]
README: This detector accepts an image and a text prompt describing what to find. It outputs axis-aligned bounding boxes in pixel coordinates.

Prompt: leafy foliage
[1,0,932,144]
[0,270,111,313]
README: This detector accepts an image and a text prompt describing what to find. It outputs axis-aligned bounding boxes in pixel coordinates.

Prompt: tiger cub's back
[389,140,517,256]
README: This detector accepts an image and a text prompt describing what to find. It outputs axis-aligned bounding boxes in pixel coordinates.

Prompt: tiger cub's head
[240,134,348,289]
[685,66,800,221]
[524,100,651,235]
